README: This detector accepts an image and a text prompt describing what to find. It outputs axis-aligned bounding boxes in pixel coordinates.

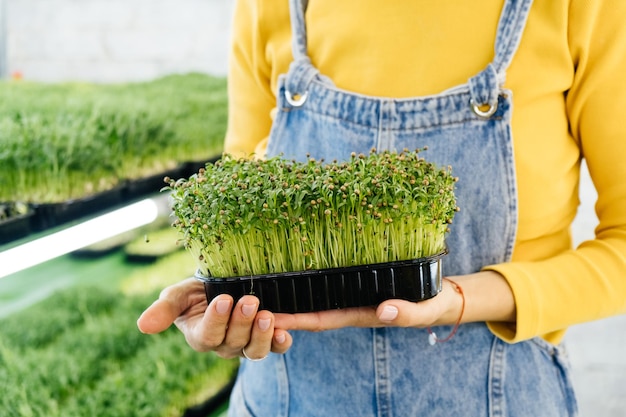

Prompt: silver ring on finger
[242,346,267,362]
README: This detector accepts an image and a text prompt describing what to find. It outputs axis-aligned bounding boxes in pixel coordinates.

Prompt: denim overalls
[229,0,578,415]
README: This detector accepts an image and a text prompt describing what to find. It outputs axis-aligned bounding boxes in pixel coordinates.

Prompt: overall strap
[289,0,308,61]
[469,0,534,113]
[285,0,319,101]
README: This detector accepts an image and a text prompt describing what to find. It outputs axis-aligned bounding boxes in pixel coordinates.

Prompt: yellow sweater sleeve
[224,0,626,344]
[486,0,626,343]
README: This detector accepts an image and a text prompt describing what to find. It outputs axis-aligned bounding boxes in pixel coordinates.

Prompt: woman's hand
[137,271,515,356]
[272,271,515,332]
[136,278,293,360]
[273,277,464,332]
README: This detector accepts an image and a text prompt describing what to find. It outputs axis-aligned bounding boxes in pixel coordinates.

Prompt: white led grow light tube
[0,198,160,279]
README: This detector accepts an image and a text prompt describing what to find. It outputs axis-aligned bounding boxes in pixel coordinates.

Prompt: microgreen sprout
[0,74,227,203]
[166,148,458,278]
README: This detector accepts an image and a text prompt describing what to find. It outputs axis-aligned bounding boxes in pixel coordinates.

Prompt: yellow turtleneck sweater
[223,0,626,344]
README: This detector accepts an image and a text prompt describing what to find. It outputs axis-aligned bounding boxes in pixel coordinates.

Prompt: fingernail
[379,305,398,321]
[242,303,256,317]
[216,299,231,315]
[136,318,148,334]
[275,333,286,344]
[258,318,271,331]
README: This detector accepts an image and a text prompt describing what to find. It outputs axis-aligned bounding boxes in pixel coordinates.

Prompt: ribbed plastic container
[31,186,124,231]
[195,250,446,313]
[0,209,35,245]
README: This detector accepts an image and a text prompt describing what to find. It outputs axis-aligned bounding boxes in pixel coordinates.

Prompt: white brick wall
[3,0,233,82]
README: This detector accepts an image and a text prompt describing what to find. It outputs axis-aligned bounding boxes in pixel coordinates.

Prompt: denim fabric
[229,0,578,415]
[231,326,577,417]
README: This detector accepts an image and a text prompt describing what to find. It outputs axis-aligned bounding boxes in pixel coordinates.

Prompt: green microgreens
[166,148,459,278]
[0,73,226,203]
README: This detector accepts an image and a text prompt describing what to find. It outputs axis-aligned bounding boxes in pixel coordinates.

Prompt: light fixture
[0,198,161,279]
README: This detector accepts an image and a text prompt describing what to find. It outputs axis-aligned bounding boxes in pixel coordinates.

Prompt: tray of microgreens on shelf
[0,73,227,239]
[166,148,459,313]
[0,202,36,244]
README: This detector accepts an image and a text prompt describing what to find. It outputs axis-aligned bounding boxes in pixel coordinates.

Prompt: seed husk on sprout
[166,148,458,278]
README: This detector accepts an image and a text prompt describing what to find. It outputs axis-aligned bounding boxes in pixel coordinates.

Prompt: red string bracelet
[427,278,465,346]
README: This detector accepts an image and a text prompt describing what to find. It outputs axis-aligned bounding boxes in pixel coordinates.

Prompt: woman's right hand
[136,277,293,360]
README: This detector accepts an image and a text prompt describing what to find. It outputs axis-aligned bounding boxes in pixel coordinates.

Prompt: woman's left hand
[274,270,517,336]
[274,276,464,332]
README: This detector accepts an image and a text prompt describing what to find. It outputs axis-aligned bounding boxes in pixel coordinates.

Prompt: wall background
[3,0,232,81]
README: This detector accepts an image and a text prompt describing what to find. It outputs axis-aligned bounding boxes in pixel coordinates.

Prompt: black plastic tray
[0,210,35,245]
[30,186,124,231]
[196,251,446,313]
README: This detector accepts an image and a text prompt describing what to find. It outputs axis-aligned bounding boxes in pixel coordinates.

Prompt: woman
[138,0,626,415]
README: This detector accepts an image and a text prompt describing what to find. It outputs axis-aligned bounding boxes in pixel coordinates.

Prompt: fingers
[141,279,455,356]
[375,299,441,327]
[180,294,286,360]
[209,295,264,356]
[274,307,379,332]
[271,329,292,354]
[182,294,234,352]
[236,311,275,360]
[221,296,292,359]
[138,277,295,359]
[137,277,205,334]
[377,278,463,327]
[138,278,295,359]
[136,299,182,334]
[238,315,293,359]
[272,303,428,332]
[273,292,452,332]
[139,278,455,355]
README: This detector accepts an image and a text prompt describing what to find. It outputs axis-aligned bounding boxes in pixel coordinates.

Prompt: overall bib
[229,0,578,415]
